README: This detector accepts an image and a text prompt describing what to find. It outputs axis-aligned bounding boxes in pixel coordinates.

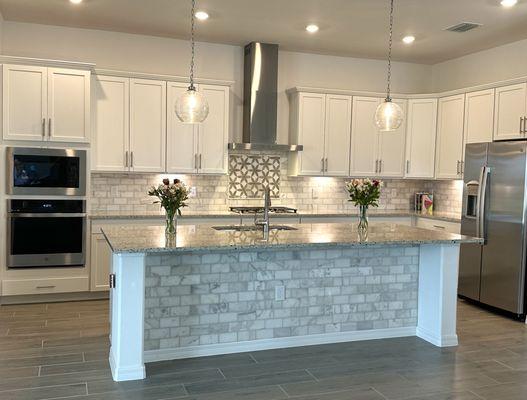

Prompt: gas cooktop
[229,206,298,214]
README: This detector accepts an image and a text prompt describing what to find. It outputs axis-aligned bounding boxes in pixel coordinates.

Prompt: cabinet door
[90,234,111,291]
[494,83,527,141]
[436,94,465,179]
[405,98,438,178]
[92,75,130,172]
[464,89,495,144]
[378,99,407,178]
[48,68,90,143]
[350,97,380,177]
[130,78,167,173]
[197,84,229,174]
[324,94,352,176]
[297,93,326,175]
[2,64,47,141]
[167,82,198,173]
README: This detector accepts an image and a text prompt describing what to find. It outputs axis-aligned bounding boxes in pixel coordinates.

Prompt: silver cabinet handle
[375,160,379,173]
[521,117,524,134]
[48,118,52,137]
[199,154,202,169]
[379,160,382,174]
[406,160,410,174]
[523,117,527,135]
[194,154,198,170]
[456,160,460,175]
[325,158,328,172]
[36,285,56,289]
[130,151,134,168]
[125,151,129,168]
[433,225,446,230]
[460,160,464,175]
[42,118,46,138]
[321,158,325,173]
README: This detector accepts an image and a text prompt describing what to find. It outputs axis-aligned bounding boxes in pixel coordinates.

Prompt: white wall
[1,21,434,144]
[433,38,527,92]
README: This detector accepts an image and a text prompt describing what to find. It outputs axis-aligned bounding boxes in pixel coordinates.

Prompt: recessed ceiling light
[402,35,416,44]
[195,11,209,21]
[501,0,518,7]
[69,0,82,3]
[306,24,319,33]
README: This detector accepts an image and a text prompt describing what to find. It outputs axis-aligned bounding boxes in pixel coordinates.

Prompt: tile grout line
[248,353,259,364]
[304,368,319,382]
[277,384,290,398]
[371,386,389,400]
[468,389,486,400]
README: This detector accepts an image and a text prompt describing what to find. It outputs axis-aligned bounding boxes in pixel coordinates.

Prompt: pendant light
[175,0,209,124]
[375,0,404,132]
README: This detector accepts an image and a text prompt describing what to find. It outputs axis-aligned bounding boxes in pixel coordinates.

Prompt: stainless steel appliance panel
[459,143,488,301]
[6,147,87,196]
[480,141,527,314]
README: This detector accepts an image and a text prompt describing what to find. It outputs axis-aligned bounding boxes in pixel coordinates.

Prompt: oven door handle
[8,213,87,218]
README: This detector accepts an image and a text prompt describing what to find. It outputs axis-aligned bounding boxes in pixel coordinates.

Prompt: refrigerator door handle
[477,166,490,240]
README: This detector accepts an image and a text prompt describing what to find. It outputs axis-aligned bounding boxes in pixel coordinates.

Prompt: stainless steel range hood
[228,42,303,152]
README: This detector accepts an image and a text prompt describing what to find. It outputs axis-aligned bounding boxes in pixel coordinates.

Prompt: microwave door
[459,143,487,301]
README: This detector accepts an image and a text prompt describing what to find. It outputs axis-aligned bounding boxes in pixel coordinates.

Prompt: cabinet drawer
[2,277,89,296]
[415,218,460,234]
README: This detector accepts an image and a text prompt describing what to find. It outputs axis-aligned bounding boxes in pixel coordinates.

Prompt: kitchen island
[102,222,481,381]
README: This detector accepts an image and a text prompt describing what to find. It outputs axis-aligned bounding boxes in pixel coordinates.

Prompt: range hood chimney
[228,42,303,152]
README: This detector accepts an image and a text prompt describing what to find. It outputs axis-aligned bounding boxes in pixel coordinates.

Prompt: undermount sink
[211,225,298,232]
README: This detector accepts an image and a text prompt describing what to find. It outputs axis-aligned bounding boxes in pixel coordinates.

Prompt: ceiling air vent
[445,22,482,33]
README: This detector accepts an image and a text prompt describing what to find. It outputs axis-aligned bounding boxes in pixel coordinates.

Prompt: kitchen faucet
[255,185,271,236]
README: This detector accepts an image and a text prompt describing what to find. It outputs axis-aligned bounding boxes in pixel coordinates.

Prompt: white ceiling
[1,0,527,64]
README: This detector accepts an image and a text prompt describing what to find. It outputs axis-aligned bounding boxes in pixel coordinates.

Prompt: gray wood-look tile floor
[0,299,526,400]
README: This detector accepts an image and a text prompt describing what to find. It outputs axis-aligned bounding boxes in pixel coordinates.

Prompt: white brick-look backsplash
[143,246,419,351]
[90,152,463,216]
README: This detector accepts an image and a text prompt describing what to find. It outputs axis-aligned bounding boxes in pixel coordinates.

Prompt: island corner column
[416,243,461,347]
[109,252,147,382]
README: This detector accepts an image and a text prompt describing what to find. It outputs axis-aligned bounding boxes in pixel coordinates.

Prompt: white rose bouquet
[148,178,189,234]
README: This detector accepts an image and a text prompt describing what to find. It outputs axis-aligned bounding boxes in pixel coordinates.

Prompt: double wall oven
[6,147,87,269]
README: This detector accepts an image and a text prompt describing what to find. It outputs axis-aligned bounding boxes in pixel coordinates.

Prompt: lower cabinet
[90,233,112,291]
[1,277,89,296]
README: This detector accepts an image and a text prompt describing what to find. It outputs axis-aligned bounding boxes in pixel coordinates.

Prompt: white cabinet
[464,89,494,144]
[92,75,130,171]
[130,78,166,173]
[350,97,379,176]
[289,92,351,176]
[90,233,111,291]
[2,64,90,143]
[92,76,167,173]
[166,83,229,174]
[405,98,438,179]
[415,218,460,234]
[494,83,527,141]
[350,97,406,178]
[436,94,465,179]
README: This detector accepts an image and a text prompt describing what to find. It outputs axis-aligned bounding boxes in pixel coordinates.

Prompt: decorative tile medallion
[228,154,280,198]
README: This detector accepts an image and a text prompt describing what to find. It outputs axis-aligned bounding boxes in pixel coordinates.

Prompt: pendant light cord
[189,0,196,90]
[386,0,394,102]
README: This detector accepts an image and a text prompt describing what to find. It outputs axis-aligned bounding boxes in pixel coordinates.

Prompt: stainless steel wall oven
[7,199,86,268]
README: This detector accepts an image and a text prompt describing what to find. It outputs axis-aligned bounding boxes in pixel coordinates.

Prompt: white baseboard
[109,347,145,381]
[144,326,417,363]
[416,326,458,347]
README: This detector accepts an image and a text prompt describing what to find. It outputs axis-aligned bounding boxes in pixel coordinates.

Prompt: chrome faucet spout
[255,185,271,235]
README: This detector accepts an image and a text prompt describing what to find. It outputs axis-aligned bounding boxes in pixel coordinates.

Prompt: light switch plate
[275,285,286,301]
[189,187,197,198]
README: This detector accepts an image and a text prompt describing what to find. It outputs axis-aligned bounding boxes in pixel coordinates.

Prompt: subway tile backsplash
[90,152,463,216]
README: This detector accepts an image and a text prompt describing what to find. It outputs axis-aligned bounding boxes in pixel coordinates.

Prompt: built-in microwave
[6,147,87,196]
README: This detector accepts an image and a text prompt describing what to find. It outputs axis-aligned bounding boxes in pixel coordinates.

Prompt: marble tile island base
[102,223,481,382]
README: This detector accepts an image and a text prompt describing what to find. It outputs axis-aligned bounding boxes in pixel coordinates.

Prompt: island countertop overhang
[101,222,482,254]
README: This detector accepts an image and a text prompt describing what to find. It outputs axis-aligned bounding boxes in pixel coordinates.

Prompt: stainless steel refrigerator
[459,141,527,317]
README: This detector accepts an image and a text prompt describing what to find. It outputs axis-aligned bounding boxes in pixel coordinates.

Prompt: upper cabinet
[464,89,494,144]
[166,83,229,174]
[350,97,407,178]
[289,92,351,176]
[405,98,438,179]
[436,94,465,179]
[129,78,167,173]
[3,64,90,143]
[494,83,527,141]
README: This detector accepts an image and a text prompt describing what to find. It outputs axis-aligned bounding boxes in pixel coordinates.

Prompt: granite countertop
[102,222,480,254]
[90,210,461,223]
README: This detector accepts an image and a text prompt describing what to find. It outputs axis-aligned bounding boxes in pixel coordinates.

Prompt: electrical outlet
[312,189,319,199]
[275,285,285,301]
[189,187,197,198]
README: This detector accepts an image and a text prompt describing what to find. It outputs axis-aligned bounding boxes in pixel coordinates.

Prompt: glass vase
[358,205,369,234]
[165,209,178,235]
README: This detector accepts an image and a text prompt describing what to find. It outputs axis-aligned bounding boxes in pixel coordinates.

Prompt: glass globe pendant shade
[375,99,403,131]
[175,87,209,124]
